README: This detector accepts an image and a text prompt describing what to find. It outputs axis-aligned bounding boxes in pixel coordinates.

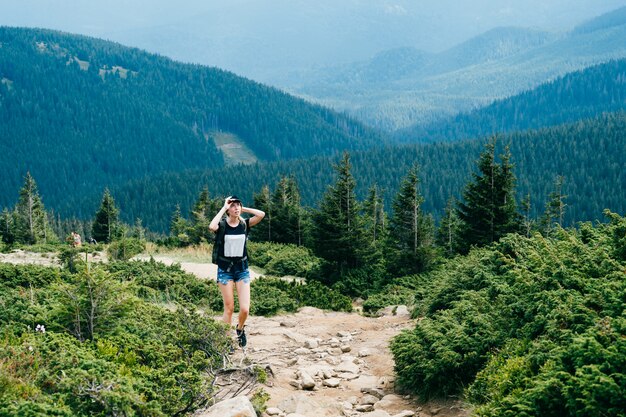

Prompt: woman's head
[226,196,242,219]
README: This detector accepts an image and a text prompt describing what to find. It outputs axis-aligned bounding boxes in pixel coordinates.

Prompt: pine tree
[388,165,435,275]
[0,208,15,244]
[14,172,54,244]
[436,197,462,257]
[189,187,215,244]
[361,184,388,266]
[540,176,567,236]
[456,138,521,253]
[170,204,190,246]
[520,193,534,238]
[92,188,120,243]
[252,185,272,242]
[271,176,303,245]
[311,152,364,280]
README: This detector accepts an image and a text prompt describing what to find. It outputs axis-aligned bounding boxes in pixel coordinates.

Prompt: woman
[209,195,265,348]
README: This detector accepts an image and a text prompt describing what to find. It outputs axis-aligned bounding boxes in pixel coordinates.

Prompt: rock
[392,411,415,417]
[280,321,297,327]
[358,348,374,357]
[297,370,316,390]
[335,361,360,374]
[328,347,344,356]
[380,394,403,402]
[429,406,443,415]
[395,305,410,317]
[361,411,392,417]
[298,306,324,315]
[340,344,352,352]
[337,372,359,380]
[289,379,301,389]
[286,357,299,366]
[361,387,385,399]
[196,396,256,417]
[356,404,375,412]
[266,407,282,416]
[325,356,341,366]
[323,378,341,387]
[378,305,410,318]
[361,394,380,405]
[304,338,319,349]
[336,331,351,338]
[279,394,322,415]
[342,401,354,410]
[347,396,359,405]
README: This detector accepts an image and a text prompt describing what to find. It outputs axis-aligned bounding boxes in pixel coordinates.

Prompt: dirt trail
[0,250,469,417]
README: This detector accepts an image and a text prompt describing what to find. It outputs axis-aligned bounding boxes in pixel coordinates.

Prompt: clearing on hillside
[210,131,257,165]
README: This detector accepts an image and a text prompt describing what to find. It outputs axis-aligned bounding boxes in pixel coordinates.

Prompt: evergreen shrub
[390,212,626,417]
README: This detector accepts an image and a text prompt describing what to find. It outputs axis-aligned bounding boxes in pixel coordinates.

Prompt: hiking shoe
[236,326,247,348]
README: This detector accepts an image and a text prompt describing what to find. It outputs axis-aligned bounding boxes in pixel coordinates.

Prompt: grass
[210,132,258,165]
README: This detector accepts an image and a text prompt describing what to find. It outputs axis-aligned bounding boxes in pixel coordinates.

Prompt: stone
[266,407,282,416]
[356,404,375,412]
[323,378,341,387]
[304,338,319,349]
[358,348,374,357]
[429,406,443,415]
[328,347,344,356]
[297,370,316,390]
[340,344,352,352]
[279,394,322,415]
[361,387,385,399]
[335,361,360,374]
[392,411,415,417]
[361,411,392,417]
[294,347,310,355]
[361,394,380,405]
[380,394,403,402]
[280,321,297,327]
[325,356,341,365]
[196,396,256,417]
[336,331,351,338]
[338,372,359,380]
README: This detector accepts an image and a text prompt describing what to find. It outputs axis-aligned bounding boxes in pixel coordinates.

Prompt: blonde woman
[209,195,265,348]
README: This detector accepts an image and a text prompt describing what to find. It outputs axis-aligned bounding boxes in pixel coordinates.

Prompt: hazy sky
[4,0,626,81]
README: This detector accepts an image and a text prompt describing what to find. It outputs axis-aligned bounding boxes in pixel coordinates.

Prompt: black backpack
[211,219,248,265]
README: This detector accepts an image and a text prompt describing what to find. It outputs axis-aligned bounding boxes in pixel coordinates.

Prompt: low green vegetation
[390,210,626,416]
[0,243,353,415]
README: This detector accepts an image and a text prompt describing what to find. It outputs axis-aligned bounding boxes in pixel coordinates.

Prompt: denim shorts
[217,266,251,285]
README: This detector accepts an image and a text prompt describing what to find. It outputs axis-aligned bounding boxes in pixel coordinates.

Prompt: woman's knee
[223,301,235,314]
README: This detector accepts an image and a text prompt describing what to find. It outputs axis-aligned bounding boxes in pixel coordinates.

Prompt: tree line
[163,139,572,296]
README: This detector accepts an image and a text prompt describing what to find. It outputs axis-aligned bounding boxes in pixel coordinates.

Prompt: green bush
[248,242,321,277]
[105,259,221,308]
[251,277,352,315]
[390,213,626,416]
[251,278,297,316]
[107,238,146,261]
[0,260,232,416]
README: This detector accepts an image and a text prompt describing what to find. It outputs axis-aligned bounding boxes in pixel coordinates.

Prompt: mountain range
[0,27,383,215]
[287,6,626,131]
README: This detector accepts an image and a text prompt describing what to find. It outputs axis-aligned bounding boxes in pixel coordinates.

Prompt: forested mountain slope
[397,58,626,142]
[0,27,385,211]
[84,112,626,232]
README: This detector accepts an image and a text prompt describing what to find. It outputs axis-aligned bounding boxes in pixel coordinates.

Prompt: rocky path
[0,250,470,417]
[203,306,469,417]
